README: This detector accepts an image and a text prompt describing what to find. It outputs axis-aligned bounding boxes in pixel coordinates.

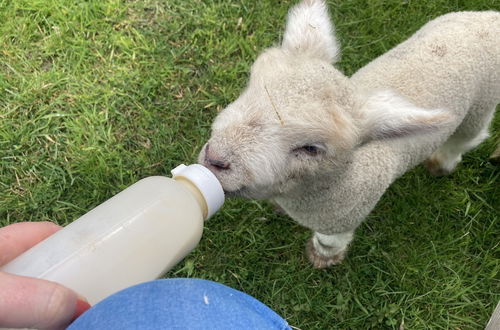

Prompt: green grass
[1,0,499,328]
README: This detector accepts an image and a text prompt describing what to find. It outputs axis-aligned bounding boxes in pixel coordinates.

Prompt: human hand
[0,222,91,329]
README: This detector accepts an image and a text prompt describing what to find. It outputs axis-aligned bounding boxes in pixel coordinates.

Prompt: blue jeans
[69,278,291,329]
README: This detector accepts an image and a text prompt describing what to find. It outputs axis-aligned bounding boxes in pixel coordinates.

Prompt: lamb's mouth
[223,186,249,198]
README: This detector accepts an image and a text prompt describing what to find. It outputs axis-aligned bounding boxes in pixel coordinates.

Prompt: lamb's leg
[306,231,353,269]
[425,128,489,175]
[425,104,496,175]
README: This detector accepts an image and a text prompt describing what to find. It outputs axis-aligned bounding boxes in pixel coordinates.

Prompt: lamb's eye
[301,145,319,154]
[293,145,321,156]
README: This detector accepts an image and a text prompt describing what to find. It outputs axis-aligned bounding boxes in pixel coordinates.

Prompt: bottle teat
[171,164,224,219]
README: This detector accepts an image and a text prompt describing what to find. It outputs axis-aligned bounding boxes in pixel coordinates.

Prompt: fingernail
[72,297,92,321]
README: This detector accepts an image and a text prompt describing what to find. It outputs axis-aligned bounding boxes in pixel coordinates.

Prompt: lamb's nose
[204,144,230,170]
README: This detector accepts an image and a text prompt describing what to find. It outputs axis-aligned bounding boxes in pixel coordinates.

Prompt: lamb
[198,0,500,268]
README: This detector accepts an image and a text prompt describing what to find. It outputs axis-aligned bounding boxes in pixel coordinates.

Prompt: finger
[0,271,90,329]
[0,221,62,265]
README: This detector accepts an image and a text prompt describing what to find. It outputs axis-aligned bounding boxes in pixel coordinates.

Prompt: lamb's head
[200,50,359,199]
[198,0,454,199]
[198,0,358,199]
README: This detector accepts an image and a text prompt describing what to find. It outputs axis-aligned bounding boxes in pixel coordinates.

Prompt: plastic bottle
[0,164,224,304]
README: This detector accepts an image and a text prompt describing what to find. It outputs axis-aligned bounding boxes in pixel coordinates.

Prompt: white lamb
[198,0,500,268]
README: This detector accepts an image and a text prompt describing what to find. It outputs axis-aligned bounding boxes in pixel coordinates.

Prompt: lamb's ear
[360,90,455,142]
[282,0,340,63]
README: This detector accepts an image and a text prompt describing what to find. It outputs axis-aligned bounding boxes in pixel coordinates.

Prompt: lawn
[1,0,499,328]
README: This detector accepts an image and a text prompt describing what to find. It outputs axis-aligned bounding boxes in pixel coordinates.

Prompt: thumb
[0,271,91,329]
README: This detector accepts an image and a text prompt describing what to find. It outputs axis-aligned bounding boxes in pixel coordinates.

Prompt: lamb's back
[351,11,500,114]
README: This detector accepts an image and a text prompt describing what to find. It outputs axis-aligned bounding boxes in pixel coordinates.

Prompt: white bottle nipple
[171,164,225,219]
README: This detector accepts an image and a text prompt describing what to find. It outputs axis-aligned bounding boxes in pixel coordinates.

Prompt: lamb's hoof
[423,157,453,176]
[306,239,345,269]
[490,145,500,163]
